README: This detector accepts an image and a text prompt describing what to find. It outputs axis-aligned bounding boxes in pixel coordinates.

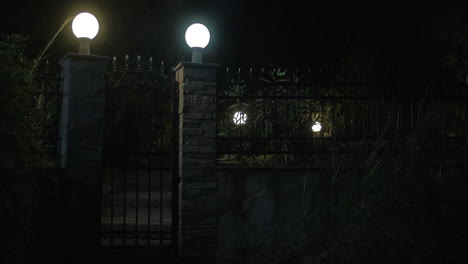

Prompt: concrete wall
[216,168,331,264]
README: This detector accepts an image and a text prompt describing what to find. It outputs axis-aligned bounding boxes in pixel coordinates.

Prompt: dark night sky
[1,0,468,68]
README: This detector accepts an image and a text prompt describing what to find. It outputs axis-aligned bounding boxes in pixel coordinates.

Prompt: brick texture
[175,61,219,261]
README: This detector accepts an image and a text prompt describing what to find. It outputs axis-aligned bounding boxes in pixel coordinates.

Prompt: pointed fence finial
[160,60,165,75]
[45,60,50,74]
[137,55,141,70]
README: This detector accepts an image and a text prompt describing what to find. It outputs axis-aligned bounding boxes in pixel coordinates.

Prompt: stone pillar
[174,61,218,261]
[58,53,108,256]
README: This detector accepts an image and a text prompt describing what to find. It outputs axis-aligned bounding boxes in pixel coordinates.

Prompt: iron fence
[216,66,468,166]
[99,55,178,252]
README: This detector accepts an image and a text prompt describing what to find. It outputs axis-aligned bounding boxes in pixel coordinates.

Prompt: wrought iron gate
[99,57,178,252]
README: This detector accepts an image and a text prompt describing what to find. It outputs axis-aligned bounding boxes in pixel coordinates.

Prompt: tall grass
[292,91,467,264]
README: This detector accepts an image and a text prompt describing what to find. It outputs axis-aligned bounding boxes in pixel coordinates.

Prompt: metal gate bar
[99,59,177,253]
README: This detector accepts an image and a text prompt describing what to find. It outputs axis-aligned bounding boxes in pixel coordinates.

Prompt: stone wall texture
[216,168,331,264]
[58,54,108,258]
[175,62,219,261]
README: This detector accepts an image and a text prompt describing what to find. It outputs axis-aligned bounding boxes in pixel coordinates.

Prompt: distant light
[72,12,99,39]
[312,121,322,132]
[233,111,247,125]
[185,23,210,48]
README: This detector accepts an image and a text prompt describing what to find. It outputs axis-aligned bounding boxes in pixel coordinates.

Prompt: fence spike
[45,60,50,74]
[137,56,141,70]
[160,60,165,74]
[113,56,117,71]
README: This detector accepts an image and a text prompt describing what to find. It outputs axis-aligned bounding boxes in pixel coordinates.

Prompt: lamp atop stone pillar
[185,23,210,63]
[72,12,100,55]
[58,14,107,254]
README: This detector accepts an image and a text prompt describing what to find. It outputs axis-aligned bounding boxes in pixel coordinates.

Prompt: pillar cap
[174,61,219,72]
[60,53,109,64]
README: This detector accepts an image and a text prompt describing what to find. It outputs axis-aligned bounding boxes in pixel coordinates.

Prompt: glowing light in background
[312,121,322,132]
[233,111,247,125]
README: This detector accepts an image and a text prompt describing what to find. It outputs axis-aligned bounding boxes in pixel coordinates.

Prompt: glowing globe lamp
[233,111,247,125]
[72,12,99,55]
[185,23,210,63]
[312,121,322,132]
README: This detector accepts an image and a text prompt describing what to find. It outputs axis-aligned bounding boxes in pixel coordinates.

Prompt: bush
[0,33,60,264]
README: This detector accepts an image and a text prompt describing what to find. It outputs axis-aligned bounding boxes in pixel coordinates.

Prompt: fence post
[58,53,108,257]
[174,61,218,261]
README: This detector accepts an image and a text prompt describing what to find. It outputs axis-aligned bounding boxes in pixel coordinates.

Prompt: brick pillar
[58,53,108,256]
[174,61,218,261]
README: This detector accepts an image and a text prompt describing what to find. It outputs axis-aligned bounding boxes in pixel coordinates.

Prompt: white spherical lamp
[72,12,99,55]
[233,111,247,125]
[72,12,99,39]
[185,23,210,48]
[185,23,210,63]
